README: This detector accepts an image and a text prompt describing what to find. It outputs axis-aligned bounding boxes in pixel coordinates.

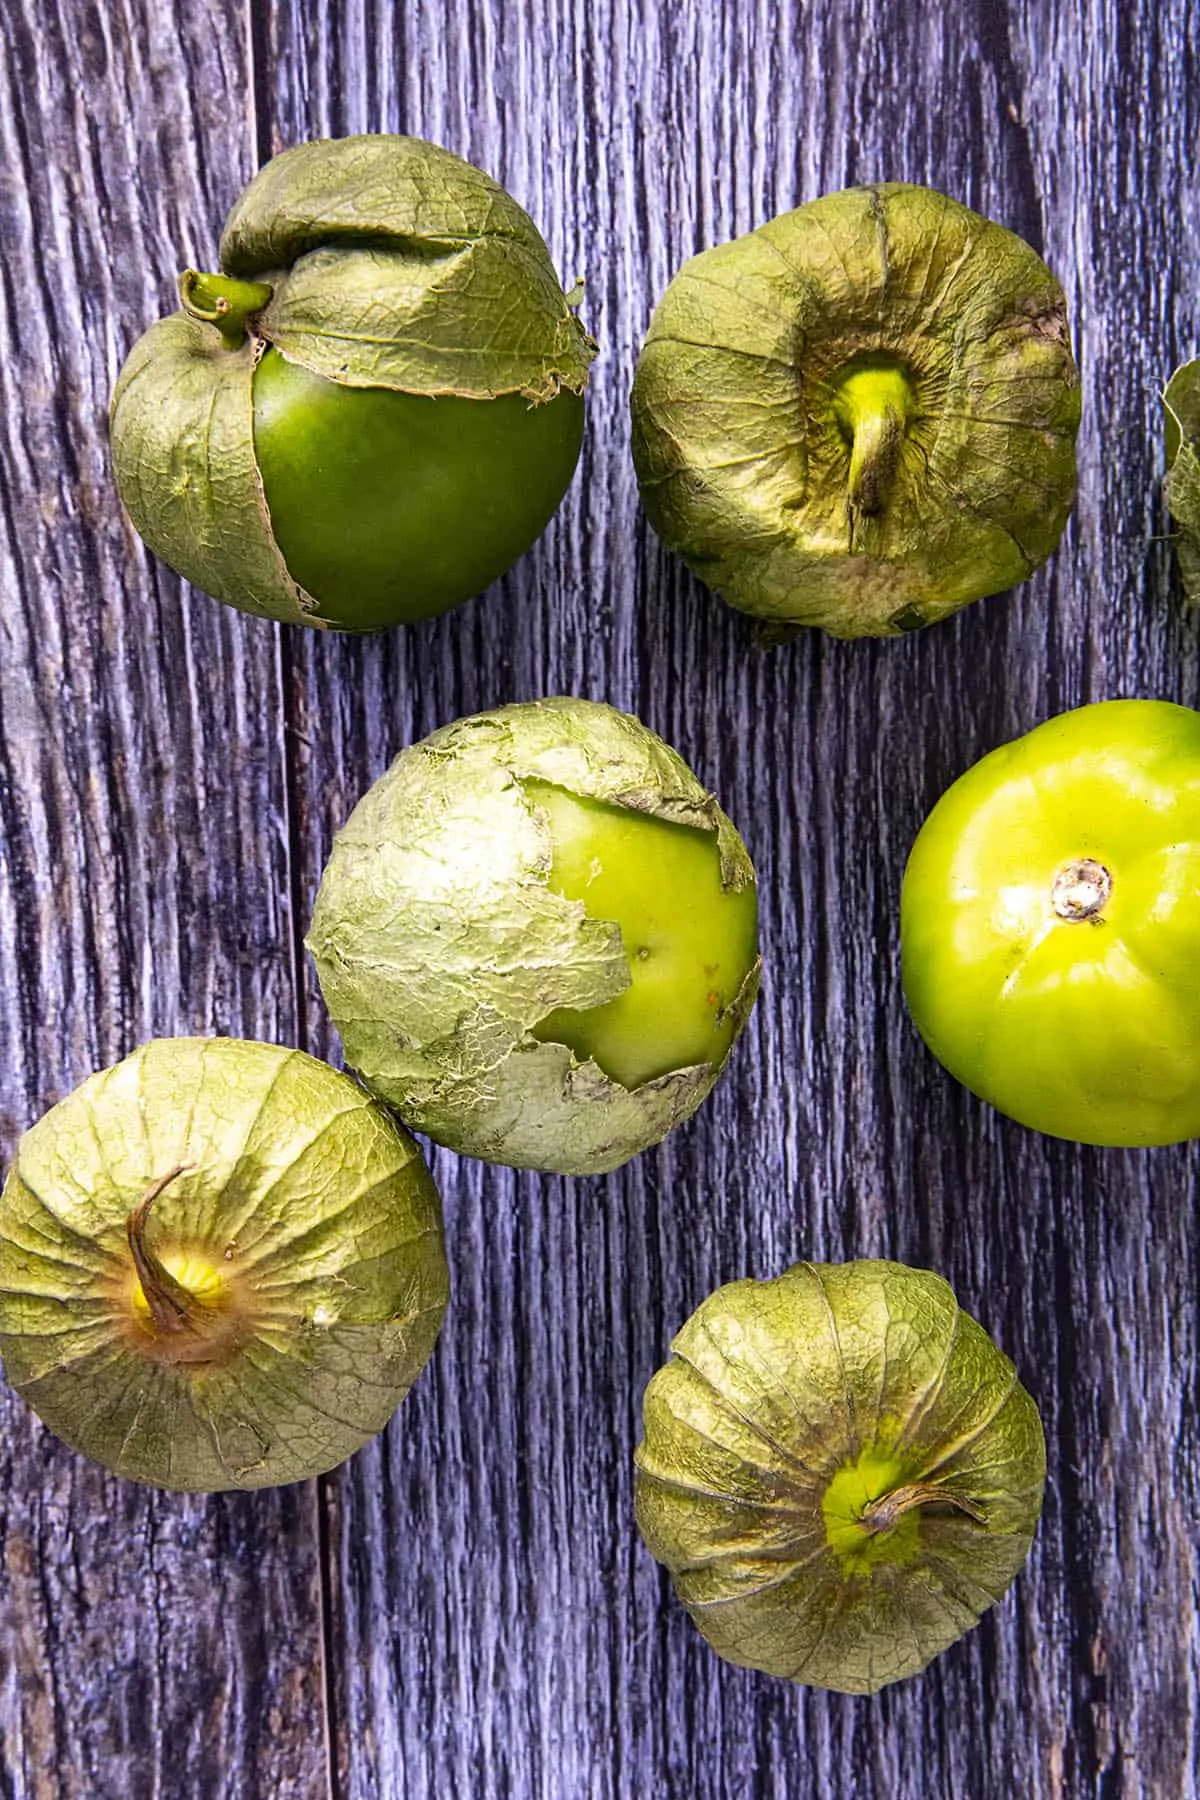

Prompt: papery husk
[110,135,596,626]
[0,1039,448,1492]
[306,697,760,1175]
[1165,360,1200,605]
[635,1259,1045,1694]
[631,182,1080,637]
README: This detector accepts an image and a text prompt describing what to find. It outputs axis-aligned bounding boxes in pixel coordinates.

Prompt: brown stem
[860,1481,988,1535]
[848,404,905,516]
[126,1164,211,1339]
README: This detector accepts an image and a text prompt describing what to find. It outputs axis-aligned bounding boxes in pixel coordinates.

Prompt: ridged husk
[110,134,596,626]
[631,182,1080,637]
[0,1039,449,1492]
[306,697,760,1175]
[635,1259,1045,1694]
[1165,361,1200,605]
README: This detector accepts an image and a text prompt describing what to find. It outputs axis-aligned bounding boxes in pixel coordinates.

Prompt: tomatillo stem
[126,1163,214,1342]
[178,269,273,347]
[834,366,914,515]
[860,1481,987,1535]
[1051,857,1113,921]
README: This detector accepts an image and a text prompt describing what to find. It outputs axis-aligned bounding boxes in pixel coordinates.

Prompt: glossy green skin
[901,700,1200,1146]
[528,783,759,1087]
[253,348,585,630]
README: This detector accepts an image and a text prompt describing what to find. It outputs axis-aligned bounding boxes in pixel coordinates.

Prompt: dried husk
[635,1259,1045,1694]
[306,697,760,1175]
[631,182,1080,637]
[0,1039,449,1492]
[1165,360,1200,605]
[110,135,596,626]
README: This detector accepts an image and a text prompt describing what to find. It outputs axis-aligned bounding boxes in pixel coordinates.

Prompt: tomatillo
[0,1039,449,1491]
[110,135,595,630]
[1165,358,1200,605]
[306,697,761,1174]
[635,1259,1045,1694]
[632,182,1080,637]
[901,699,1200,1145]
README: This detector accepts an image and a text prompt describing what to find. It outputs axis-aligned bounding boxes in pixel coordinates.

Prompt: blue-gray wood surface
[2,0,1199,1794]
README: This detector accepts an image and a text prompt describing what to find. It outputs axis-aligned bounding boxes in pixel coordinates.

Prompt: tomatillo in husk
[631,182,1080,637]
[635,1259,1045,1695]
[0,1039,449,1490]
[1165,359,1200,605]
[306,697,761,1174]
[902,699,1200,1145]
[110,135,595,630]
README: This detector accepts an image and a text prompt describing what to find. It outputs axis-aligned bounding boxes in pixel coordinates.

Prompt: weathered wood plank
[257,0,1200,1796]
[0,4,328,1795]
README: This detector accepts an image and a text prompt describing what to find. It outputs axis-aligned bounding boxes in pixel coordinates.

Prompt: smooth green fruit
[0,1039,449,1491]
[306,698,761,1174]
[632,182,1080,637]
[251,348,584,630]
[528,781,759,1086]
[902,699,1200,1144]
[110,135,595,631]
[635,1259,1045,1695]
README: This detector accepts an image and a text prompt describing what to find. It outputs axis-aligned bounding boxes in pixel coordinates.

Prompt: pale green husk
[1165,360,1200,605]
[110,134,596,626]
[635,1259,1045,1694]
[0,1038,449,1492]
[631,182,1080,637]
[306,697,760,1175]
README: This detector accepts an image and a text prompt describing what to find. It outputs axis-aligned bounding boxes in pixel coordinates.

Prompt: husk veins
[1165,360,1200,605]
[110,135,596,626]
[634,1259,1045,1694]
[306,697,760,1175]
[631,182,1080,638]
[0,1039,449,1492]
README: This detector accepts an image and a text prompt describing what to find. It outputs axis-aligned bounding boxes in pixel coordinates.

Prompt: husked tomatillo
[306,697,760,1174]
[0,1039,448,1490]
[632,182,1080,637]
[635,1259,1045,1694]
[110,135,595,631]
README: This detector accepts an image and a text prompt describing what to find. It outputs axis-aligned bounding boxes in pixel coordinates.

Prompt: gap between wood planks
[243,2,345,1795]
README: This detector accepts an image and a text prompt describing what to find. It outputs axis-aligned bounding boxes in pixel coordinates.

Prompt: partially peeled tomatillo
[902,699,1200,1145]
[0,1039,449,1491]
[631,182,1080,637]
[306,698,761,1174]
[635,1259,1045,1695]
[110,135,595,630]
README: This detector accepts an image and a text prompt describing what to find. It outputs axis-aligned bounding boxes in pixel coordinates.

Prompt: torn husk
[306,697,759,1174]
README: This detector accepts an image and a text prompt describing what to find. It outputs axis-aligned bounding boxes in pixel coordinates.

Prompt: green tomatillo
[635,1259,1045,1695]
[631,182,1080,637]
[0,1039,449,1491]
[110,135,595,631]
[902,699,1200,1145]
[306,697,760,1174]
[1165,359,1200,605]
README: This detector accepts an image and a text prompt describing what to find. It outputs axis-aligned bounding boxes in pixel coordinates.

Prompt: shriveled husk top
[632,182,1080,637]
[307,697,759,1175]
[110,134,595,626]
[1165,360,1200,606]
[635,1259,1045,1694]
[0,1038,448,1492]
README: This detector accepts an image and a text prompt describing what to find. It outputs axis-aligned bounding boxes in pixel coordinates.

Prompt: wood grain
[3,0,1200,1796]
[0,3,328,1796]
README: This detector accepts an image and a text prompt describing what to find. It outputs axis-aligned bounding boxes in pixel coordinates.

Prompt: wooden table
[2,2,1198,1794]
